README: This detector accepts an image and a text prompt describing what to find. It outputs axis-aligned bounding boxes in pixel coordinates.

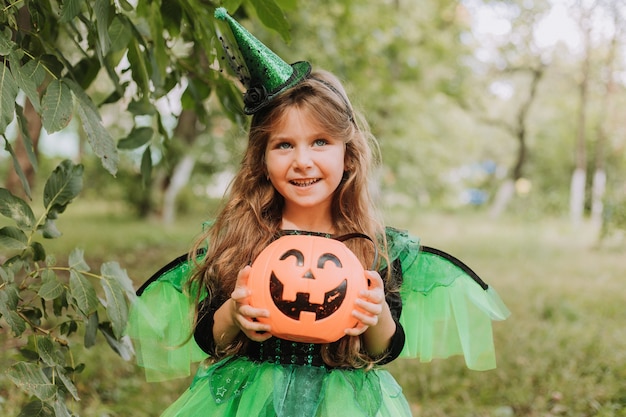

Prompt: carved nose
[303,269,315,279]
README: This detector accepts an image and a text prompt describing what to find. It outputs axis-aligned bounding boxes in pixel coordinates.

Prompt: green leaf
[94,0,112,56]
[101,261,136,298]
[69,270,98,316]
[38,276,65,301]
[22,59,46,89]
[0,281,20,309]
[119,0,134,12]
[2,310,26,335]
[41,79,73,134]
[181,78,212,113]
[117,126,153,149]
[222,0,243,14]
[0,26,16,55]
[7,362,57,401]
[17,401,55,417]
[69,248,90,272]
[0,61,18,132]
[140,146,152,188]
[43,160,83,220]
[160,0,183,37]
[0,265,13,283]
[248,0,291,42]
[0,282,26,335]
[84,311,98,348]
[39,54,64,78]
[274,0,297,11]
[66,79,119,175]
[31,241,46,262]
[14,60,45,113]
[100,272,128,339]
[53,397,73,417]
[127,98,155,115]
[0,226,28,250]
[126,38,151,95]
[0,188,36,229]
[215,80,245,124]
[98,322,134,361]
[34,336,58,367]
[41,219,61,239]
[72,56,102,90]
[54,365,80,401]
[148,2,167,91]
[108,16,133,54]
[59,0,82,23]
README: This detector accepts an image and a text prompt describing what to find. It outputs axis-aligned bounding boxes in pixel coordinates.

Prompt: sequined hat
[214,8,311,114]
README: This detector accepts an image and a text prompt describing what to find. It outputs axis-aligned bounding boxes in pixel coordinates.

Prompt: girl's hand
[344,270,386,337]
[229,266,273,342]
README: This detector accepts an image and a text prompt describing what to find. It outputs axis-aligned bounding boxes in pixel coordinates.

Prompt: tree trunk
[569,6,593,226]
[159,109,199,223]
[591,6,620,230]
[5,98,42,198]
[489,179,515,218]
[5,7,41,198]
[489,65,544,218]
[162,155,196,225]
[570,168,586,225]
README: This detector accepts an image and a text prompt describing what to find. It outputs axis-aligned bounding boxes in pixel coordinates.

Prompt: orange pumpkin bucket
[248,234,369,343]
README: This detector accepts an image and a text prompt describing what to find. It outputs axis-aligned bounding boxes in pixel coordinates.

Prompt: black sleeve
[375,258,405,365]
[193,292,228,356]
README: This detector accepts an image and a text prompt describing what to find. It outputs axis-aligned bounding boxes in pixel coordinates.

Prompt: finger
[231,266,252,299]
[354,298,383,316]
[238,304,270,320]
[344,325,368,337]
[231,286,250,302]
[365,270,384,289]
[236,314,271,332]
[352,308,379,327]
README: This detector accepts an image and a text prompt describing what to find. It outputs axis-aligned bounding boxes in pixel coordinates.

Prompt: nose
[292,146,313,169]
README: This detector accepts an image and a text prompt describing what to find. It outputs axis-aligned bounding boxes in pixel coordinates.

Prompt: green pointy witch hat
[214,7,311,114]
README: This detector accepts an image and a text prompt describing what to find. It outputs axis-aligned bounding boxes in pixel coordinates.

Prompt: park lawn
[1,202,625,416]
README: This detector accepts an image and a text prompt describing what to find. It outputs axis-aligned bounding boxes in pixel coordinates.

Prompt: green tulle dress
[127,227,509,417]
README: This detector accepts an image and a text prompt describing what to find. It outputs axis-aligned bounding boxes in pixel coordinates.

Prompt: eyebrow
[268,131,331,143]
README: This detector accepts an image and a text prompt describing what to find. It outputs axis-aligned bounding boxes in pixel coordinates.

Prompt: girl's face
[265,106,345,220]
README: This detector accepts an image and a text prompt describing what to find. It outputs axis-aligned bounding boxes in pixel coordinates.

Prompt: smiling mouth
[290,179,321,187]
[269,272,347,320]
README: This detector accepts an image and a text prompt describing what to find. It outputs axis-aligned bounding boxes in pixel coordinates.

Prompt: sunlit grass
[1,203,625,416]
[385,208,626,417]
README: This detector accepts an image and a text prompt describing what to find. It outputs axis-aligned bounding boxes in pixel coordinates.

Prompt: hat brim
[244,61,312,115]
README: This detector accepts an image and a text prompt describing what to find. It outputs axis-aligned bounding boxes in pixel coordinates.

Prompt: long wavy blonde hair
[189,70,389,368]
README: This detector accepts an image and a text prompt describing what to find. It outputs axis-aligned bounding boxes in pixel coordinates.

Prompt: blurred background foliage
[2,0,625,234]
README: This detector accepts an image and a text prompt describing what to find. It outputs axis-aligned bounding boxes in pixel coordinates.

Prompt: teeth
[291,179,319,186]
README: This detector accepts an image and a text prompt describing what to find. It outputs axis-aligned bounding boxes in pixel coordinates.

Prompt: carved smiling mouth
[290,178,320,187]
[269,272,347,320]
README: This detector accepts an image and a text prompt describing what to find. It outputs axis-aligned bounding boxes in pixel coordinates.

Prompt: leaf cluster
[1,160,135,416]
[1,0,293,196]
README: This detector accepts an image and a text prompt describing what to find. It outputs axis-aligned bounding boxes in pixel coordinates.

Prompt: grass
[1,201,625,416]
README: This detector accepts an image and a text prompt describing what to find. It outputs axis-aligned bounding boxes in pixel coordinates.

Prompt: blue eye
[313,139,327,147]
[277,142,292,149]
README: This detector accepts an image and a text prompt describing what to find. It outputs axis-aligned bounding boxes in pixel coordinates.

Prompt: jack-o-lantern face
[248,235,367,343]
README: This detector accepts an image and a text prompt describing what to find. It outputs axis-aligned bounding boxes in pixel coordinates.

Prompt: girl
[128,8,509,417]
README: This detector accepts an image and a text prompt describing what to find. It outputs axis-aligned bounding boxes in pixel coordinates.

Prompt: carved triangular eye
[280,249,304,266]
[317,253,342,269]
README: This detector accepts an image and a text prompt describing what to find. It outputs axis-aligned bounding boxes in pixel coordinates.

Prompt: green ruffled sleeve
[127,254,208,382]
[386,227,510,371]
